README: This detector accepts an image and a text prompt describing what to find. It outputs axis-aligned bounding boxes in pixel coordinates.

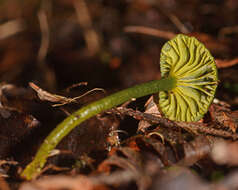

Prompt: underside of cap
[159,34,218,122]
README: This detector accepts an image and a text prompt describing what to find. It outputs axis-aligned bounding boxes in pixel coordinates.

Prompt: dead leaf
[29,82,77,106]
[29,82,105,107]
[19,175,106,190]
[178,136,212,166]
[211,140,238,165]
[150,166,209,190]
[210,104,238,133]
[138,96,162,133]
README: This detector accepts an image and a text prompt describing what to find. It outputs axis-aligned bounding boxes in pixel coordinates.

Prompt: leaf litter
[0,1,238,190]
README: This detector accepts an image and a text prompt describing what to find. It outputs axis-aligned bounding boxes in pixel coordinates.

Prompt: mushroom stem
[21,76,177,180]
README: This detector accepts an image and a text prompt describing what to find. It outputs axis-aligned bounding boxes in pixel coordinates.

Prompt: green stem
[21,76,176,180]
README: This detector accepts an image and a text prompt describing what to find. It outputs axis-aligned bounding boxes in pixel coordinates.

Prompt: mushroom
[21,34,218,180]
[159,34,218,121]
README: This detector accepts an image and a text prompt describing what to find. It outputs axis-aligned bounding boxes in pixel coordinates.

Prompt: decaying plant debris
[0,1,238,190]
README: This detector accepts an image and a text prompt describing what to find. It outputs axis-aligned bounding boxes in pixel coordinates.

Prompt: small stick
[113,107,238,140]
[124,26,176,39]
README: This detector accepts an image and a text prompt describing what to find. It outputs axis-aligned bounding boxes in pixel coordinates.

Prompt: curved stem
[21,77,176,180]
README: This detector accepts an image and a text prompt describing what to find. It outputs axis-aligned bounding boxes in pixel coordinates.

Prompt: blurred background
[0,0,237,105]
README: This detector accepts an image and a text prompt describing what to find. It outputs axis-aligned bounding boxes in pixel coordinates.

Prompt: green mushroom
[21,34,218,180]
[159,34,218,121]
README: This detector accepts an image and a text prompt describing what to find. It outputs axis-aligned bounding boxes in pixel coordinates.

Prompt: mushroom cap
[159,34,218,122]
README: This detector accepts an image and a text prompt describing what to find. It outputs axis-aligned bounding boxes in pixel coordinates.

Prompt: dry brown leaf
[29,82,105,107]
[211,140,238,165]
[19,175,106,190]
[210,104,238,133]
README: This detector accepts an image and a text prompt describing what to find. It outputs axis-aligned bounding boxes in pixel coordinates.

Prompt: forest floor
[0,1,238,190]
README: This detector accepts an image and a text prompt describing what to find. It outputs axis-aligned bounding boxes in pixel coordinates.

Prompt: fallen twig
[111,107,238,140]
[215,58,238,68]
[124,26,176,39]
